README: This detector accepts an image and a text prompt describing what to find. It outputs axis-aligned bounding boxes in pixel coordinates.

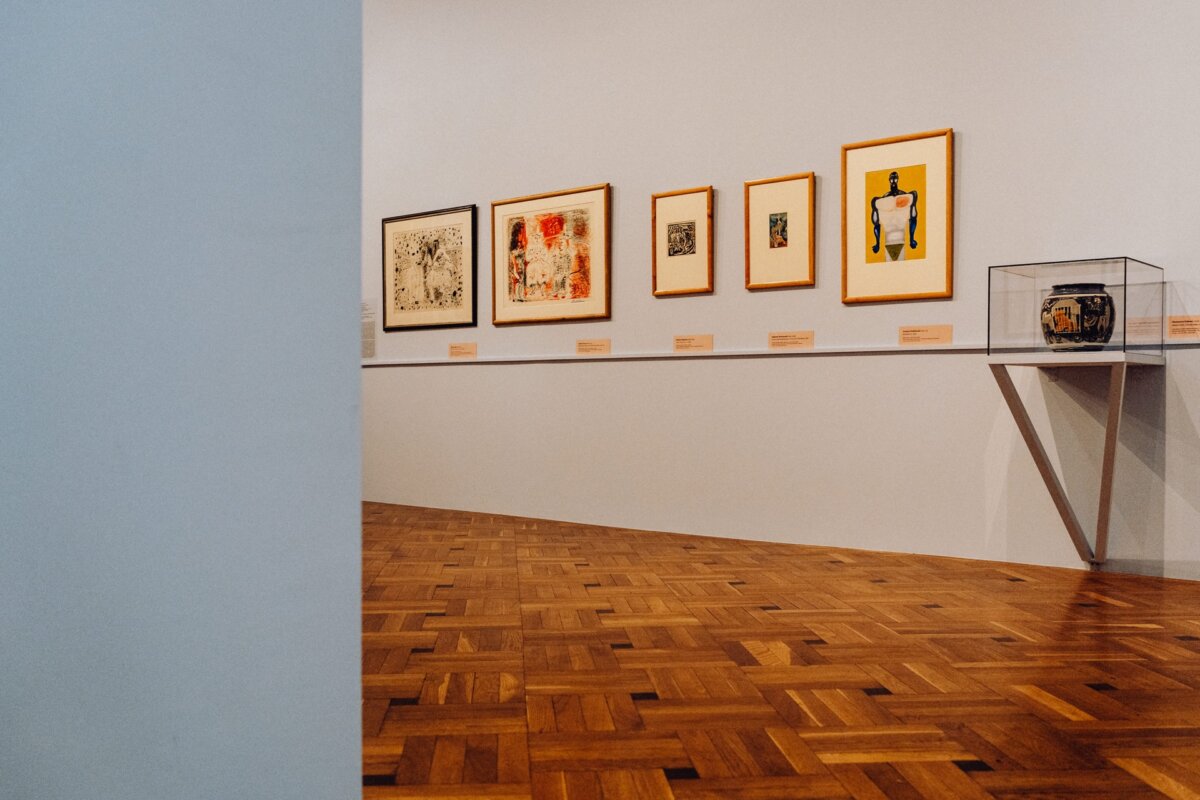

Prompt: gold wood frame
[652,185,714,296]
[744,172,815,290]
[490,183,611,325]
[841,128,954,304]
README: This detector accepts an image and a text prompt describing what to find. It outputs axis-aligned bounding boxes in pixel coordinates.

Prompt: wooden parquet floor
[362,502,1200,799]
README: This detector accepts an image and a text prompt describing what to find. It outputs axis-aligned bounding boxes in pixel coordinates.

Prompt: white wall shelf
[988,352,1165,367]
[362,343,988,368]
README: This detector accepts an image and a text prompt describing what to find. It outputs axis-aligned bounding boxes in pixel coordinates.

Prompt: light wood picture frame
[491,183,611,325]
[842,128,953,304]
[381,204,476,331]
[652,186,714,296]
[745,172,815,289]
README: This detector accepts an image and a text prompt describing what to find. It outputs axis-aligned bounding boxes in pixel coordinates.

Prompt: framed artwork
[842,128,954,303]
[652,186,713,296]
[381,204,476,330]
[491,183,610,325]
[745,172,815,289]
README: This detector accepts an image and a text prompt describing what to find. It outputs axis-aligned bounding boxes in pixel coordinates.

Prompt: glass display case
[988,257,1164,357]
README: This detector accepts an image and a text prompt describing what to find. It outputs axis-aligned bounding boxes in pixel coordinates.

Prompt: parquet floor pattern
[362,502,1200,799]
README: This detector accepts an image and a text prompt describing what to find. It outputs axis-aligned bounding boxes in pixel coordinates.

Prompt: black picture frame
[381,204,476,331]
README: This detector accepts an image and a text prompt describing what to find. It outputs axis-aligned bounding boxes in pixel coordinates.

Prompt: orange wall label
[1126,317,1162,338]
[898,324,953,346]
[576,338,612,355]
[448,342,477,359]
[768,330,815,350]
[674,334,714,353]
[1168,316,1200,339]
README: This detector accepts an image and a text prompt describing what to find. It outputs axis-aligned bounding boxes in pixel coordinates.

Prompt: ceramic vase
[1040,283,1115,351]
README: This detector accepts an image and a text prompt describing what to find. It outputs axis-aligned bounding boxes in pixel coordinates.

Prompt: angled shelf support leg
[1093,362,1127,564]
[990,362,1132,568]
[989,363,1096,565]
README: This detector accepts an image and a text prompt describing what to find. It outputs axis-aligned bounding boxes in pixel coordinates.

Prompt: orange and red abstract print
[505,207,591,303]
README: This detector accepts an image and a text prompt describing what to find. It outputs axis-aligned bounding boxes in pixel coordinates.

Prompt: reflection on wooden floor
[362,502,1200,799]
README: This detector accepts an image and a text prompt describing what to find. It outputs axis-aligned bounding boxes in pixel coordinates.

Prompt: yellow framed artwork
[841,129,953,304]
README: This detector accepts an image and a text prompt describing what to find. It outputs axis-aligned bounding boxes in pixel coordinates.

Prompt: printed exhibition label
[674,334,714,353]
[1126,317,1163,340]
[768,330,815,350]
[448,342,478,359]
[1168,316,1200,339]
[898,325,953,346]
[575,338,612,355]
[360,302,376,360]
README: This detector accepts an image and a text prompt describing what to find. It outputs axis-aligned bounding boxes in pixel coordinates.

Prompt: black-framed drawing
[381,204,476,330]
[745,172,815,289]
[652,185,714,296]
[491,183,611,325]
[842,128,954,304]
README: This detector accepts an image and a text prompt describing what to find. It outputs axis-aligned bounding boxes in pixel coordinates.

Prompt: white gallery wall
[1,3,362,799]
[363,1,1200,578]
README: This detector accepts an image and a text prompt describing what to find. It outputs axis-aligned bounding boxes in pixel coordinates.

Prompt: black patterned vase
[1040,283,1115,351]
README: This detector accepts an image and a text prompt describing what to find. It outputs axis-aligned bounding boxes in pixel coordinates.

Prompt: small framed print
[745,172,815,289]
[842,128,954,304]
[382,204,476,330]
[652,186,713,296]
[491,183,610,325]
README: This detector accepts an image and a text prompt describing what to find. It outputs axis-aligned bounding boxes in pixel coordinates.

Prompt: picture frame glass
[382,205,475,330]
[653,188,712,295]
[746,174,813,288]
[843,130,952,303]
[492,185,609,324]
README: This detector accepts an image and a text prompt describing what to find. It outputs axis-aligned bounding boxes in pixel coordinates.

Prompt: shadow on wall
[1131,353,1200,581]
[1167,279,1200,326]
[1163,360,1200,511]
[1042,364,1167,577]
[989,368,1082,570]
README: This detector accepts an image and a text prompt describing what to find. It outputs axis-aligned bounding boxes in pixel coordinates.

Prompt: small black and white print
[667,221,696,257]
[392,223,464,312]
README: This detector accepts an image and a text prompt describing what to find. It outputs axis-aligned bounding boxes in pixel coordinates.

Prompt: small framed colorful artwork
[842,129,954,304]
[381,204,476,330]
[745,172,815,289]
[652,186,714,296]
[491,183,610,325]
